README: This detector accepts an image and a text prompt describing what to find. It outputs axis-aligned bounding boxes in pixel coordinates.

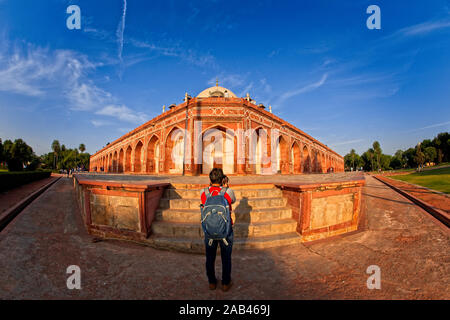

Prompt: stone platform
[1,176,448,299]
[74,173,365,252]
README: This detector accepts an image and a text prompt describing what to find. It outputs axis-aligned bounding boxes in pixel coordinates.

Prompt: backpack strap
[219,187,228,196]
[204,187,211,199]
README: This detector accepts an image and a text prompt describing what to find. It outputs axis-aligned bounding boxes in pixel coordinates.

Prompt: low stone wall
[73,175,169,241]
[277,178,365,242]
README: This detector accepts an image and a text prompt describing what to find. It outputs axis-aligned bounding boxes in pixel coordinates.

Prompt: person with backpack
[200,168,236,292]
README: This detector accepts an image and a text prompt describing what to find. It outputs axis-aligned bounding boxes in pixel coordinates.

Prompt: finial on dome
[162,105,166,113]
[216,78,219,86]
[269,105,272,113]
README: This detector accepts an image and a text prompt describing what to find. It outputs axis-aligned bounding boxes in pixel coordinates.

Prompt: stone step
[158,197,287,210]
[146,232,302,253]
[151,219,298,238]
[156,206,293,223]
[163,187,283,200]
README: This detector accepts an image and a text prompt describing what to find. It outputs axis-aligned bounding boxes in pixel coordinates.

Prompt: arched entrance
[165,128,184,174]
[275,136,289,174]
[249,128,269,174]
[125,146,132,172]
[302,146,310,173]
[134,141,143,173]
[113,151,118,173]
[118,149,124,173]
[291,142,301,174]
[146,136,160,174]
[202,127,235,175]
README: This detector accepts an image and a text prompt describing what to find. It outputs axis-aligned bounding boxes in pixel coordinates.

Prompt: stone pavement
[0,176,448,299]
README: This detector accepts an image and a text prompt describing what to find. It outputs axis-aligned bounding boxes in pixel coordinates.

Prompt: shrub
[0,170,52,193]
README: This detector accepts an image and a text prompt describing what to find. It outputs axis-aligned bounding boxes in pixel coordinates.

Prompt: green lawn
[390,167,450,194]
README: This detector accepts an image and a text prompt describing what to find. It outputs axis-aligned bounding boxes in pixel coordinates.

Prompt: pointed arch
[134,140,144,173]
[201,125,235,174]
[275,135,289,174]
[165,127,184,174]
[302,145,310,173]
[146,135,160,174]
[112,151,118,173]
[125,145,132,172]
[118,149,124,173]
[291,141,301,174]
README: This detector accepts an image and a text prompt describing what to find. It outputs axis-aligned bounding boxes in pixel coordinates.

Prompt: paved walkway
[0,176,448,299]
[0,175,60,215]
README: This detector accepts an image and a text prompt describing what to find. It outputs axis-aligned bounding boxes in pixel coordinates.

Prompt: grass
[390,166,450,194]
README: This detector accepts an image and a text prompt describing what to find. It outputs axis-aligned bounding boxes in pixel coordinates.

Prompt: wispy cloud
[381,18,450,44]
[275,73,328,107]
[96,104,147,124]
[397,19,450,37]
[129,38,216,68]
[0,39,146,126]
[404,120,450,133]
[329,139,364,146]
[207,73,247,88]
[117,0,127,63]
[91,119,113,127]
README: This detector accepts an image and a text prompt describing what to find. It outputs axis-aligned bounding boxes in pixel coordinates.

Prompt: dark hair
[209,168,224,184]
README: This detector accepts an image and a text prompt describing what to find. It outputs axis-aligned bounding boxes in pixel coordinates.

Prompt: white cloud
[0,40,146,126]
[68,83,113,111]
[129,38,216,68]
[275,74,328,107]
[91,120,112,127]
[96,104,147,124]
[404,120,450,133]
[329,139,364,146]
[117,0,127,63]
[399,20,450,36]
[207,73,247,88]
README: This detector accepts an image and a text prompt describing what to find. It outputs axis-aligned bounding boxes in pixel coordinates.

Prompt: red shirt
[200,186,234,225]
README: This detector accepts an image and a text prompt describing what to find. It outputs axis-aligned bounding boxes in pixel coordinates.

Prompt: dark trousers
[205,232,233,285]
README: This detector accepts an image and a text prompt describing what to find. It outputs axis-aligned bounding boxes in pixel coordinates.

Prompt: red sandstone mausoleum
[90,83,344,175]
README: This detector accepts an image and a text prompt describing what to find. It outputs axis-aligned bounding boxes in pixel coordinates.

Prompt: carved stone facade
[90,85,344,175]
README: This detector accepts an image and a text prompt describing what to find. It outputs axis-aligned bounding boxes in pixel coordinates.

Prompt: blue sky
[0,0,449,156]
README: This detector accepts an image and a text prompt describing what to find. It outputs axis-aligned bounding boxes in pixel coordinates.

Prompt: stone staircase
[147,184,302,253]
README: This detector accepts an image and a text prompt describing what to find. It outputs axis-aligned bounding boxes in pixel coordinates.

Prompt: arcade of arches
[90,85,344,175]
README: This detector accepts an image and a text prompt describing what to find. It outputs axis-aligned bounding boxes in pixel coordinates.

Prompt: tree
[435,132,450,162]
[361,148,375,171]
[51,140,61,169]
[390,150,405,169]
[4,139,34,171]
[424,146,437,163]
[0,139,3,163]
[403,147,417,168]
[43,141,91,171]
[415,143,425,168]
[372,141,382,171]
[344,149,359,171]
[380,154,392,170]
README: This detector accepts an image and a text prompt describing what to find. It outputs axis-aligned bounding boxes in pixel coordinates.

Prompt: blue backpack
[201,187,232,246]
